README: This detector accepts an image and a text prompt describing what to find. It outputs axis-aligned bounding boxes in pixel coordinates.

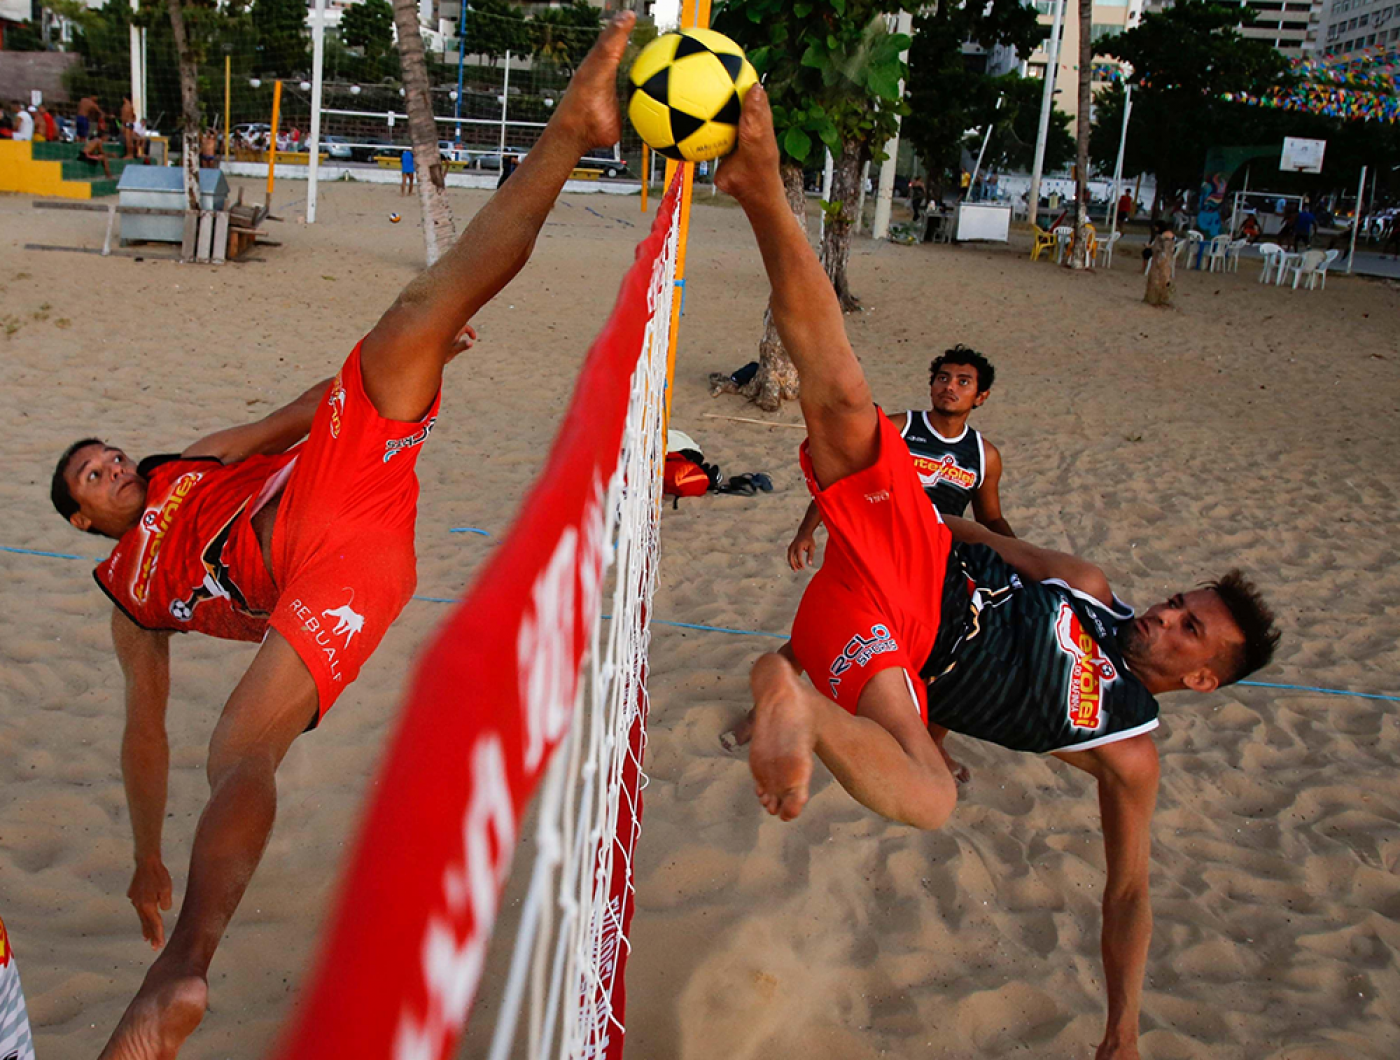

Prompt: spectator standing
[400,147,416,195]
[1293,201,1316,251]
[13,104,34,141]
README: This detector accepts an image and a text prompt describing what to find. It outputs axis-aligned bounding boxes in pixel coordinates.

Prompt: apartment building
[1317,0,1400,55]
[1023,0,1147,123]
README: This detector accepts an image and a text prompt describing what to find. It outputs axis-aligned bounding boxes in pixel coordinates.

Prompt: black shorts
[78,153,103,168]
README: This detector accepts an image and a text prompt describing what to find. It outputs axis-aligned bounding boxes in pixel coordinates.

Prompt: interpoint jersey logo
[1053,603,1118,730]
[131,471,205,604]
[912,453,977,490]
[327,375,347,439]
[384,417,437,463]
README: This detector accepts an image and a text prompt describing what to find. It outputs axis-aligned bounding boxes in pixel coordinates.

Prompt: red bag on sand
[663,453,710,498]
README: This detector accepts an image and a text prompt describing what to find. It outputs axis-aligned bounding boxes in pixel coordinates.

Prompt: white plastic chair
[1206,234,1231,272]
[1053,225,1073,264]
[1183,229,1204,269]
[1256,242,1284,283]
[1095,230,1122,269]
[1225,239,1247,273]
[1289,248,1339,290]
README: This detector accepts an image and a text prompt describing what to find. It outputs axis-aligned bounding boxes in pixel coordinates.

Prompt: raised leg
[98,632,317,1060]
[747,652,956,830]
[715,86,879,491]
[358,11,637,424]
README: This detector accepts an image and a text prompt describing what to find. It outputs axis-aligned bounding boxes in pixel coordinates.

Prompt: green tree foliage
[979,73,1073,175]
[1093,1,1291,211]
[463,0,531,65]
[341,0,395,58]
[2,20,46,51]
[713,0,914,172]
[251,0,309,77]
[903,0,1049,186]
[529,1,601,76]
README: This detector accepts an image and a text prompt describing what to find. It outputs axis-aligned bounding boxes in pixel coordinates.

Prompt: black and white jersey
[921,543,1161,754]
[898,411,985,519]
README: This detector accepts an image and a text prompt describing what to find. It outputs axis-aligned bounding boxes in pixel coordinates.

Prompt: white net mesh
[485,187,682,1060]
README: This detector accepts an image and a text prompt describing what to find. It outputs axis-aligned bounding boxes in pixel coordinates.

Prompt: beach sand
[1,177,1397,1058]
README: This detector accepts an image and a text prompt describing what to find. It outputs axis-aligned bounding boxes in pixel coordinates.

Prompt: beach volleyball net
[270,172,684,1060]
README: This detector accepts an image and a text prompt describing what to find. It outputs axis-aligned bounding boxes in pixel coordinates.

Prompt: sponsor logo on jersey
[328,374,347,439]
[911,453,977,491]
[828,623,898,697]
[131,471,205,604]
[290,589,366,684]
[383,416,436,462]
[1053,603,1118,730]
[864,489,890,504]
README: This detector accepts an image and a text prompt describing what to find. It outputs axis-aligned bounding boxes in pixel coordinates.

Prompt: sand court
[1,177,1398,1058]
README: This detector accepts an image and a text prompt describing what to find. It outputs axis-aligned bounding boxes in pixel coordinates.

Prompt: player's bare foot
[747,654,816,821]
[720,710,755,752]
[715,84,783,208]
[554,11,635,151]
[97,971,207,1060]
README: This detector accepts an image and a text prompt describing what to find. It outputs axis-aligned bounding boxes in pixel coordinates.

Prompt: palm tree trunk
[819,141,863,311]
[710,165,805,411]
[166,0,200,214]
[1071,0,1093,269]
[392,0,456,265]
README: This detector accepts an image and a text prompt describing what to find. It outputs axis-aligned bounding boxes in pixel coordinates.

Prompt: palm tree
[166,0,201,219]
[1071,0,1093,269]
[392,0,455,265]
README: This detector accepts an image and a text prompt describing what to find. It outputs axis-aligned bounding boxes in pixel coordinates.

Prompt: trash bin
[117,167,229,244]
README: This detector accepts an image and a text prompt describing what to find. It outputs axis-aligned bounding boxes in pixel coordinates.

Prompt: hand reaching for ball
[714,84,784,209]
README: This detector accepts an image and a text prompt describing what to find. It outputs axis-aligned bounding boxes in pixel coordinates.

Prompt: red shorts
[789,411,953,724]
[268,343,439,721]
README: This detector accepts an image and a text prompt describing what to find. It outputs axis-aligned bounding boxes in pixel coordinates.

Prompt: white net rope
[486,195,682,1060]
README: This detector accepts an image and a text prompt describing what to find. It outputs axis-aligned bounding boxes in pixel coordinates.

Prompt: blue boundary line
[3,543,1395,704]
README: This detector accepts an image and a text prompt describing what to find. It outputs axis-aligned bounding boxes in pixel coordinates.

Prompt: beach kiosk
[117,167,229,244]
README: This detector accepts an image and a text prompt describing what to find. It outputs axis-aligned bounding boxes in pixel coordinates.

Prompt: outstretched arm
[945,514,1111,605]
[359,11,637,423]
[1056,736,1159,1060]
[787,500,824,570]
[715,85,876,490]
[970,442,1015,537]
[182,376,332,465]
[111,607,175,949]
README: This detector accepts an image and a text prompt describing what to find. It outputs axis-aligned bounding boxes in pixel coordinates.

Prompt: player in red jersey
[48,14,639,1059]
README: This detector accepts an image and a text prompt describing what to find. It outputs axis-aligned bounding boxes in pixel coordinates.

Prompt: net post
[660,0,712,430]
[223,55,230,163]
[641,144,649,213]
[266,79,282,210]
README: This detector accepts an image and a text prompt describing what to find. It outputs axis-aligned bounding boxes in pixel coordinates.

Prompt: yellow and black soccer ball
[627,29,758,163]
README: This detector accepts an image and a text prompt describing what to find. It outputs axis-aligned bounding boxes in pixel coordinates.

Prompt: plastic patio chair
[1053,225,1073,263]
[1095,231,1122,269]
[1030,224,1055,262]
[1289,248,1339,290]
[1255,242,1284,283]
[1206,234,1232,272]
[1225,239,1247,273]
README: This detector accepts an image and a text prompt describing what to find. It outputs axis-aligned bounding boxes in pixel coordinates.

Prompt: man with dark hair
[787,343,1014,572]
[716,83,1280,1060]
[51,14,638,1058]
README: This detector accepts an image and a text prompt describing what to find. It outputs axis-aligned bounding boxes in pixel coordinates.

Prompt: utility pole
[1027,0,1066,227]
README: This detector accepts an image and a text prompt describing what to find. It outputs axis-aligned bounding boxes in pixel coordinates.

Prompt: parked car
[319,135,355,161]
[580,147,628,178]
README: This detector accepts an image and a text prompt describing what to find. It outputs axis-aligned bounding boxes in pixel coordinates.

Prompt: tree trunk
[166,0,201,214]
[709,164,805,411]
[819,141,863,311]
[1144,230,1174,306]
[1071,0,1093,270]
[393,0,456,265]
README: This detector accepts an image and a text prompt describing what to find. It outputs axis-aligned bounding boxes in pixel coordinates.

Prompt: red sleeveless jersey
[94,451,297,641]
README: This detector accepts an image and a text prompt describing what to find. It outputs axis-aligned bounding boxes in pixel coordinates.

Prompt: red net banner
[271,174,683,1060]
